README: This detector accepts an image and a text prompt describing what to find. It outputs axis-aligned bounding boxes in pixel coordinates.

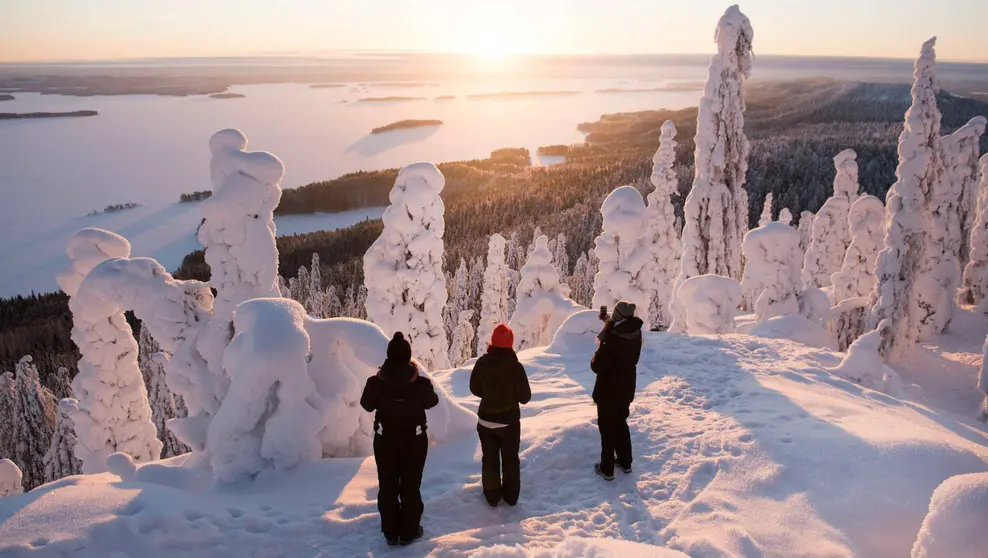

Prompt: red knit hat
[490,324,514,349]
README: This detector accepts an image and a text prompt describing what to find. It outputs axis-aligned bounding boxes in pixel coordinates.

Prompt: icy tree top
[487,233,507,266]
[599,186,649,261]
[651,121,678,194]
[227,297,310,364]
[899,37,941,168]
[943,116,987,154]
[56,227,131,297]
[518,236,566,297]
[715,5,754,78]
[833,149,859,202]
[380,162,446,240]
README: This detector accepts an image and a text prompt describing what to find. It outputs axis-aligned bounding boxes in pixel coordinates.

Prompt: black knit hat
[387,332,412,363]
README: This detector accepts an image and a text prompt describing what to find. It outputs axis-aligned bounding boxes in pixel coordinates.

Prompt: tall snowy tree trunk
[871,38,944,360]
[593,186,654,328]
[646,121,682,328]
[758,193,773,226]
[831,195,885,303]
[963,154,988,310]
[951,117,987,271]
[802,149,858,289]
[479,234,511,353]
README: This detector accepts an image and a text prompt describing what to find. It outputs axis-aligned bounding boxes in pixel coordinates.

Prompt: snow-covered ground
[0,205,384,297]
[3,324,987,557]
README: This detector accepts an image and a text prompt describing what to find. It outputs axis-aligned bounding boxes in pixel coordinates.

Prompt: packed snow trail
[3,334,988,557]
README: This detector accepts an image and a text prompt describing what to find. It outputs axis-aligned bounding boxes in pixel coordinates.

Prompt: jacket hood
[611,316,644,339]
[379,359,418,383]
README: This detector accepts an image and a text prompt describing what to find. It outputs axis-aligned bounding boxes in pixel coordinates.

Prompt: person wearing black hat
[360,332,439,546]
[591,301,643,481]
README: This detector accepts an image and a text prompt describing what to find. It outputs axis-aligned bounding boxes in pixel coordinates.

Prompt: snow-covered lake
[0,78,703,297]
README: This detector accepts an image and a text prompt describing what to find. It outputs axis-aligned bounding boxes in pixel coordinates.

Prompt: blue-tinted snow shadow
[345,126,440,157]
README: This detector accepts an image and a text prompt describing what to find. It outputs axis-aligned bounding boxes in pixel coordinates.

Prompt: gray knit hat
[613,301,636,321]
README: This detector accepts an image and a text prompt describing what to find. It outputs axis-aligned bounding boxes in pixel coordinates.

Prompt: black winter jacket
[360,359,439,435]
[591,317,643,407]
[469,347,532,424]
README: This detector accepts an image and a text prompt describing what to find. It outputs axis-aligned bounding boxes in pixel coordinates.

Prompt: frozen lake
[0,78,703,297]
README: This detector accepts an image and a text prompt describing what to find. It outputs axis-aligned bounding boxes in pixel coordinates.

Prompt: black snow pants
[597,403,632,477]
[374,429,429,540]
[477,422,521,505]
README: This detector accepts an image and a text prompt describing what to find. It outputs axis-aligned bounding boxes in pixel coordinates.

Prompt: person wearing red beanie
[469,323,531,507]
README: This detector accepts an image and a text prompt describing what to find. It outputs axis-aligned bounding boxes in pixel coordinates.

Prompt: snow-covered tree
[506,231,522,272]
[802,149,859,288]
[593,186,654,328]
[677,5,754,285]
[0,459,22,497]
[979,334,988,421]
[676,275,742,335]
[798,211,815,254]
[872,37,944,360]
[553,232,570,277]
[444,258,470,349]
[0,372,15,465]
[759,192,774,226]
[7,356,57,490]
[779,208,793,226]
[449,310,476,367]
[646,121,682,328]
[949,116,987,269]
[139,328,189,458]
[44,398,83,482]
[364,162,451,370]
[832,194,885,303]
[741,223,802,322]
[671,5,753,331]
[479,234,512,352]
[198,129,284,387]
[509,236,584,350]
[963,154,988,310]
[468,256,485,331]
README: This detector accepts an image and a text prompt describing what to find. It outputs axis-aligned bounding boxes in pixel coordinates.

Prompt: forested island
[0,94,13,101]
[0,110,97,120]
[371,119,443,134]
[358,96,426,102]
[86,202,140,216]
[360,82,434,87]
[436,95,456,100]
[310,83,346,89]
[208,93,245,99]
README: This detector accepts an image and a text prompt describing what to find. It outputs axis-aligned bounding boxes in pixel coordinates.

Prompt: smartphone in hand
[599,305,608,321]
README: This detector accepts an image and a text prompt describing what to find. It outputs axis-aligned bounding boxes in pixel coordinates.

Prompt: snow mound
[677,274,741,335]
[0,459,22,497]
[748,314,834,350]
[105,453,137,482]
[828,330,905,395]
[548,310,605,353]
[911,473,988,558]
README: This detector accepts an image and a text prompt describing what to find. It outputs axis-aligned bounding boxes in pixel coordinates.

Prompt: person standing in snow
[591,301,643,481]
[469,324,532,507]
[360,332,439,546]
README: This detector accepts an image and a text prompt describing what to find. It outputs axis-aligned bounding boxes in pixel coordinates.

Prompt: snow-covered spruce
[827,297,871,352]
[478,233,511,353]
[948,116,987,270]
[797,210,815,255]
[364,162,451,370]
[198,129,284,393]
[911,473,988,558]
[646,121,682,329]
[569,249,597,308]
[139,328,189,458]
[964,154,988,311]
[449,309,476,367]
[831,194,885,303]
[670,5,754,331]
[676,274,741,335]
[58,227,218,459]
[740,222,802,323]
[778,207,793,226]
[872,38,944,359]
[758,192,773,226]
[6,356,57,490]
[0,373,15,473]
[592,186,654,328]
[802,149,859,288]
[509,235,584,350]
[44,398,83,482]
[0,459,22,497]
[552,233,570,278]
[444,258,470,359]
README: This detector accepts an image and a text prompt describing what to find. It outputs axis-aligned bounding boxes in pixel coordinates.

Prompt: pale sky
[1,0,986,63]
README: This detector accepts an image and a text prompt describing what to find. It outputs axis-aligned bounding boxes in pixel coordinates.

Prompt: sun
[468,32,509,62]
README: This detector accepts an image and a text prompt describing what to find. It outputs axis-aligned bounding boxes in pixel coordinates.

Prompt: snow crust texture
[911,473,988,558]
